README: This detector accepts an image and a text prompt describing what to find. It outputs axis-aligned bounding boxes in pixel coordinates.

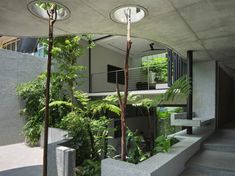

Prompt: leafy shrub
[59,91,119,165]
[126,129,148,164]
[23,116,42,146]
[16,73,64,146]
[154,135,171,153]
[154,135,179,153]
[60,112,92,165]
[76,160,101,176]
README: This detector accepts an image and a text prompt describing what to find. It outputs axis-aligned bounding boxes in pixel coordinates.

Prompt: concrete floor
[181,129,235,176]
[0,143,42,176]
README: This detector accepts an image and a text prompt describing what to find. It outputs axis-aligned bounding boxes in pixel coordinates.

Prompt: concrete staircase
[180,129,235,176]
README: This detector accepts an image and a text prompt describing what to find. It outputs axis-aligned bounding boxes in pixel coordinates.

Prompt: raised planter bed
[101,127,214,176]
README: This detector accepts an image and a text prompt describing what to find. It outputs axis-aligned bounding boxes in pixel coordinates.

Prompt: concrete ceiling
[0,0,235,68]
[94,35,166,57]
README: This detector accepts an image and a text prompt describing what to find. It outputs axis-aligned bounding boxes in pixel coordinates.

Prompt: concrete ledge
[171,113,214,127]
[101,127,214,176]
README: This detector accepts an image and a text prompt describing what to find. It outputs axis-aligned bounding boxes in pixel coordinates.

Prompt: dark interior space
[217,66,235,129]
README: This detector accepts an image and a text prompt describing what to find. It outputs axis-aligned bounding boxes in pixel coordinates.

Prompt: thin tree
[43,4,57,176]
[116,9,132,161]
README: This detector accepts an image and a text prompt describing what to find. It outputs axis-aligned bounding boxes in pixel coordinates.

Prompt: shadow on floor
[0,165,42,176]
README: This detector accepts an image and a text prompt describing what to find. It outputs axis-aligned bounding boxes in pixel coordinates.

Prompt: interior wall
[193,60,216,119]
[0,49,46,146]
[79,41,139,93]
[217,66,234,128]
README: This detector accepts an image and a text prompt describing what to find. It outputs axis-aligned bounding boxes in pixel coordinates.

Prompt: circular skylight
[110,5,147,24]
[27,1,70,21]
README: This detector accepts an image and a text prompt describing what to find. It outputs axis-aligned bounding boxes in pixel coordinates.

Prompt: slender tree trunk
[43,7,57,176]
[120,106,127,160]
[117,9,132,161]
[147,109,152,151]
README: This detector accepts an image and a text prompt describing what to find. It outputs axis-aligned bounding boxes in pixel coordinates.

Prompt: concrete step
[203,130,235,153]
[181,129,235,176]
[185,150,235,176]
[203,142,235,153]
[181,168,235,176]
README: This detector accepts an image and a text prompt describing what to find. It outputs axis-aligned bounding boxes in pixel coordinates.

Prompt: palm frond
[154,75,191,105]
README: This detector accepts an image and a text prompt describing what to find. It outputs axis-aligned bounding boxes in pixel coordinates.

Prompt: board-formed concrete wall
[193,60,216,119]
[0,49,46,146]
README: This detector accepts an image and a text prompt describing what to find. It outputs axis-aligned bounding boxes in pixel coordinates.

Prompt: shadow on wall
[0,165,42,176]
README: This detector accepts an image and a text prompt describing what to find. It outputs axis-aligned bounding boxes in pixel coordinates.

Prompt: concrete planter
[102,128,213,176]
[40,128,76,176]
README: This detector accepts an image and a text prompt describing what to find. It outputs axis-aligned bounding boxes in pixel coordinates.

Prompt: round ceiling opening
[110,5,147,24]
[27,0,70,20]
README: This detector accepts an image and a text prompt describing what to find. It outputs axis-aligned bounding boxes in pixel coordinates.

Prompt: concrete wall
[0,49,46,146]
[193,60,216,118]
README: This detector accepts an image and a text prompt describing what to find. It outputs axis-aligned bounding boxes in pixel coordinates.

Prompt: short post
[56,146,76,176]
[187,50,193,135]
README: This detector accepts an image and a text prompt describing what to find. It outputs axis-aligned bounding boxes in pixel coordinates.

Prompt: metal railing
[90,66,168,93]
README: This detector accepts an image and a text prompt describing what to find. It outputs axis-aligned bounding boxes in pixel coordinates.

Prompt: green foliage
[157,111,171,119]
[157,107,184,137]
[142,57,168,83]
[35,1,62,10]
[16,73,46,118]
[16,73,65,145]
[40,35,94,103]
[76,160,101,176]
[16,73,63,118]
[17,35,92,146]
[154,135,171,153]
[60,112,92,164]
[127,129,148,164]
[58,91,119,165]
[23,116,42,146]
[154,135,179,153]
[154,75,191,105]
[132,98,154,110]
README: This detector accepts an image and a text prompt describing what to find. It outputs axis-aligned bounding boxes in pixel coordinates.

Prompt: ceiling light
[110,5,147,24]
[27,0,70,21]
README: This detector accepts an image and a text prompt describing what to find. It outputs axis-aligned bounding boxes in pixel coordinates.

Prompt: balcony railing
[90,66,168,93]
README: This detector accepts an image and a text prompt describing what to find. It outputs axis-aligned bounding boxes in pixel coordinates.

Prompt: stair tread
[181,129,235,176]
[181,168,235,176]
[188,150,235,172]
[181,168,211,176]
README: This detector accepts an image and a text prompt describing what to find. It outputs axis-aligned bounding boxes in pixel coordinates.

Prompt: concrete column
[56,146,76,176]
[187,50,193,134]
